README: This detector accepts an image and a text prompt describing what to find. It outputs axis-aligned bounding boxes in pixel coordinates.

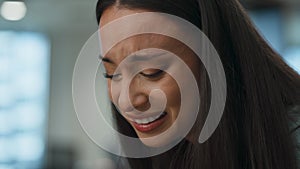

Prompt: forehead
[98,6,199,67]
[99,7,185,62]
[105,34,185,62]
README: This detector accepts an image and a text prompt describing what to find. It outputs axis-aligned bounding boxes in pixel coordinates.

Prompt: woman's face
[100,6,201,147]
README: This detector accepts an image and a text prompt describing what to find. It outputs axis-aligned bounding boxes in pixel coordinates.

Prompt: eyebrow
[99,55,115,64]
[98,51,167,64]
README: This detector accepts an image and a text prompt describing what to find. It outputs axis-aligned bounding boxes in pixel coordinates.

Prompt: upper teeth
[132,112,165,124]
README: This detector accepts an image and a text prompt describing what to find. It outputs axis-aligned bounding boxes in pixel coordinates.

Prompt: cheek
[157,77,181,108]
[165,85,181,107]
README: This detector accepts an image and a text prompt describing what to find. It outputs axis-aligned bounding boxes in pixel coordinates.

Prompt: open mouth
[131,112,167,132]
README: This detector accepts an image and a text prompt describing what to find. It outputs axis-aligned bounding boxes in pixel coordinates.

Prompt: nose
[116,77,148,113]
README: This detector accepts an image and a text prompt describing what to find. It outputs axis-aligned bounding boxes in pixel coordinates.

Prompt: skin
[99,5,202,146]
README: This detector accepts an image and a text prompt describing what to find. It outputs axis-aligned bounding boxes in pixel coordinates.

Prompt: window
[249,9,300,74]
[0,31,50,169]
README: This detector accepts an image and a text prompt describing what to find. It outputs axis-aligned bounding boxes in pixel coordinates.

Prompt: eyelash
[140,70,164,78]
[103,73,120,79]
[103,70,164,79]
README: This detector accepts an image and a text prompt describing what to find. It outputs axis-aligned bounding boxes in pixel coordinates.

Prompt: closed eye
[103,69,165,80]
[103,73,122,80]
[140,69,164,78]
[103,73,113,79]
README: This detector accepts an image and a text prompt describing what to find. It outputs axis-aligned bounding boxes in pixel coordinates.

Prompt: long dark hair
[96,0,300,169]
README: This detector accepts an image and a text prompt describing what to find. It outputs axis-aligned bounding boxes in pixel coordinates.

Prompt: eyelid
[140,69,164,78]
[141,68,161,74]
[103,73,122,80]
[103,65,167,80]
[103,73,113,79]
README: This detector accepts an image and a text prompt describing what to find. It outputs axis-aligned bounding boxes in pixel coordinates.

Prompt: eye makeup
[103,69,165,80]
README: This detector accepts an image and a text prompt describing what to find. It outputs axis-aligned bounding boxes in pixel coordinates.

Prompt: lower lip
[132,113,167,132]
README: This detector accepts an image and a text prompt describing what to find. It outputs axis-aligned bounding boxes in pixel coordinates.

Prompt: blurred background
[0,0,299,169]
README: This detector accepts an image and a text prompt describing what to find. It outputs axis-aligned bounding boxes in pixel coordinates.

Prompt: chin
[139,136,171,147]
[134,125,183,148]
